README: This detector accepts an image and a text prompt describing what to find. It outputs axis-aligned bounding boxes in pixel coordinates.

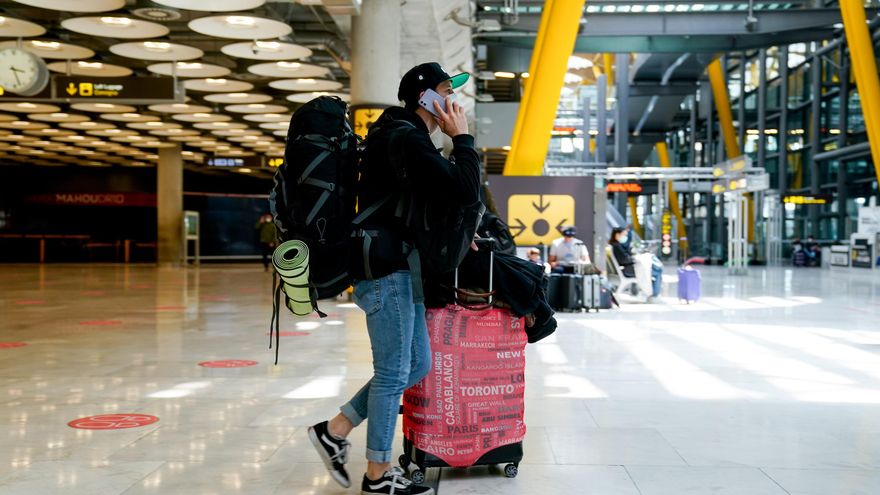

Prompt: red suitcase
[400,244,526,483]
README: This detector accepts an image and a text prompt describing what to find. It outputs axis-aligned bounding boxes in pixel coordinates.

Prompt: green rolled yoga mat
[272,240,313,316]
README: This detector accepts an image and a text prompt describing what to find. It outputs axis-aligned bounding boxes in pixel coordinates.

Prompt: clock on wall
[0,47,50,97]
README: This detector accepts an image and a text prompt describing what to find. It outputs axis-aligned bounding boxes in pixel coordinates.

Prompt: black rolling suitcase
[548,273,583,311]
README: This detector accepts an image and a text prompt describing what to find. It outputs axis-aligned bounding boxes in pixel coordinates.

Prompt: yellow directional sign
[507,194,575,245]
[267,157,284,168]
[65,82,77,95]
[352,107,384,139]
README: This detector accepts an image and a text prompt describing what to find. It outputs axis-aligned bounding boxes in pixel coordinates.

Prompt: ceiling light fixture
[493,71,516,79]
[77,61,104,69]
[254,41,281,52]
[176,62,203,69]
[100,17,133,26]
[31,40,61,50]
[143,41,172,52]
[276,61,301,69]
[193,113,211,118]
[205,78,227,85]
[225,16,256,27]
[17,103,37,108]
[228,93,249,98]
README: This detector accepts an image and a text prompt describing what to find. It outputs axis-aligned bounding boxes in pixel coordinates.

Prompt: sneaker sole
[361,489,434,495]
[308,426,351,488]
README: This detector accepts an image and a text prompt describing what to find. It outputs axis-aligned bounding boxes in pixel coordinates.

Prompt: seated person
[549,226,595,274]
[610,227,663,298]
[526,247,549,272]
[791,237,806,266]
[804,235,821,266]
[609,227,636,278]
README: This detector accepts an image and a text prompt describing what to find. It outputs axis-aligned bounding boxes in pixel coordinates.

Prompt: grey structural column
[757,49,767,172]
[809,47,822,237]
[738,52,747,152]
[779,45,789,196]
[157,144,183,266]
[705,81,716,247]
[596,74,608,163]
[582,96,592,162]
[837,45,850,239]
[689,94,698,237]
[615,53,630,214]
[351,0,401,107]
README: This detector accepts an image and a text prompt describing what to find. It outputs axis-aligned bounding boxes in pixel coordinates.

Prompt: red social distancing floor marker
[68,414,159,430]
[0,342,27,349]
[78,320,123,327]
[266,331,311,337]
[198,360,258,368]
[14,300,45,306]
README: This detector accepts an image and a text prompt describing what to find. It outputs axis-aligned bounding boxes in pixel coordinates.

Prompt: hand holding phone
[418,89,468,137]
[418,88,447,117]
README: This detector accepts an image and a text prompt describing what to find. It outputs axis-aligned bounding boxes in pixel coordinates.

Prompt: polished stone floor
[1,263,879,495]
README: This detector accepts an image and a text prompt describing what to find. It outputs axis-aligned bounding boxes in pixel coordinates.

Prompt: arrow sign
[555,218,568,233]
[66,83,77,96]
[509,218,527,238]
[532,195,551,213]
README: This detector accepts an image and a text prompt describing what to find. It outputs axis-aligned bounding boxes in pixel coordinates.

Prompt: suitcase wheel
[410,468,425,485]
[504,463,519,478]
[398,454,410,469]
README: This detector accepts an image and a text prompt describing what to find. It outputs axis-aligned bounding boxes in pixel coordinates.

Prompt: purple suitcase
[677,267,701,303]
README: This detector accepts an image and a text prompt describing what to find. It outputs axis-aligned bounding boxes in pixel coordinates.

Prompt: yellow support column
[839,1,880,187]
[603,53,615,86]
[707,59,740,160]
[657,142,688,257]
[503,0,587,176]
[627,196,644,238]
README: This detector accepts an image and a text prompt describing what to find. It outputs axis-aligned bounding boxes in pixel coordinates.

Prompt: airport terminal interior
[2,0,880,494]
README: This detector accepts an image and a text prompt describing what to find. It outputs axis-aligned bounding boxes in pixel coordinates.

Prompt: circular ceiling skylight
[221,41,311,61]
[109,41,203,61]
[147,62,231,78]
[188,15,291,40]
[61,16,170,39]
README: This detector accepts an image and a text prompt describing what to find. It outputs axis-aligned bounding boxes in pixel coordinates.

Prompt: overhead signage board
[54,76,176,100]
[783,195,832,205]
[205,156,263,168]
[606,183,643,193]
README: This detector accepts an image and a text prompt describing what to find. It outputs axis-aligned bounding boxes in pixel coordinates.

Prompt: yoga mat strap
[297,150,332,186]
[352,194,393,226]
[405,242,424,303]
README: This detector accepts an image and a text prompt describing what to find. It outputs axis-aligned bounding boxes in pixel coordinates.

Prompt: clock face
[0,48,49,96]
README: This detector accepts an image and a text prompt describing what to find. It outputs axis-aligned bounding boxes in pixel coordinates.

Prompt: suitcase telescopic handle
[454,237,495,305]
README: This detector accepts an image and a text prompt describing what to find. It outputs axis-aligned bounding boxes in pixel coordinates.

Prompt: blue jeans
[651,262,663,297]
[340,271,432,463]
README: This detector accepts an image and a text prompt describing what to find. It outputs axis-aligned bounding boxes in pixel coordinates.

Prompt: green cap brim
[449,73,469,89]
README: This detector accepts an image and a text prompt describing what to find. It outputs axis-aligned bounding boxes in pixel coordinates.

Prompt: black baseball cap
[562,226,577,236]
[398,62,469,109]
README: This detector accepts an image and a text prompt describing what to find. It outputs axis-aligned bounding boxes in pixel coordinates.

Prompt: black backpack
[269,96,357,302]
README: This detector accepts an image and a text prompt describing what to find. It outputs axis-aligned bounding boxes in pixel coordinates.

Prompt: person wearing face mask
[307,63,480,495]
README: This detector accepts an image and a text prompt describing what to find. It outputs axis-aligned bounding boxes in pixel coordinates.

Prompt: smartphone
[418,88,448,116]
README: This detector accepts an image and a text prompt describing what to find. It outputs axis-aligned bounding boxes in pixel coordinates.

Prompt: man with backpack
[307,62,481,495]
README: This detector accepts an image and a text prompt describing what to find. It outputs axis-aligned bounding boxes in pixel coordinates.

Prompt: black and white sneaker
[308,421,351,488]
[361,467,434,495]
